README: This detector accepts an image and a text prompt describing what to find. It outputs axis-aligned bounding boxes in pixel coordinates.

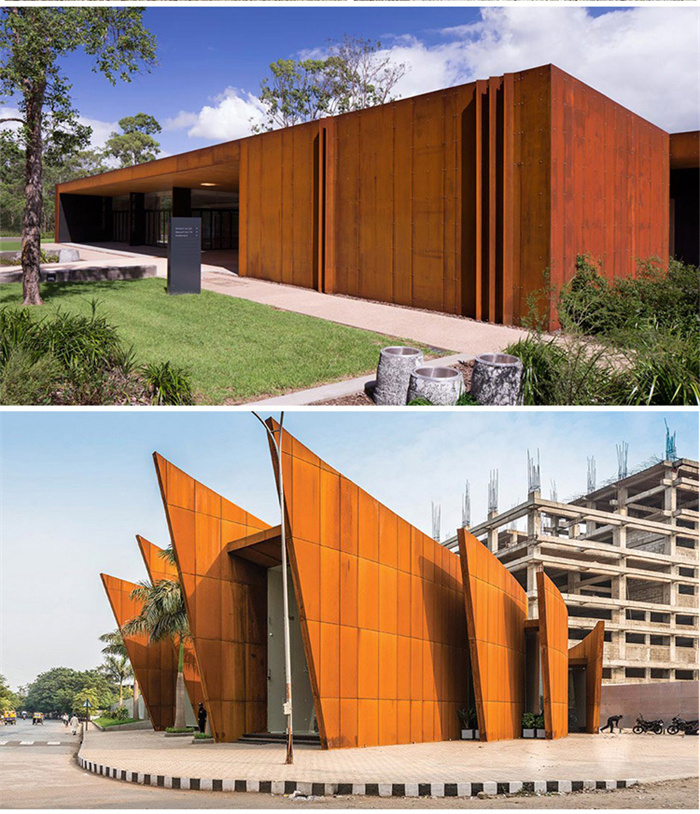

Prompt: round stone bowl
[374,346,424,406]
[470,353,523,405]
[407,366,464,405]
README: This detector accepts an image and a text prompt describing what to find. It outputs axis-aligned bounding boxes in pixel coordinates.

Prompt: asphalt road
[1,720,697,809]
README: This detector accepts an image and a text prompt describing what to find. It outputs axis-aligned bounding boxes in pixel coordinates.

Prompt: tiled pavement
[79,729,697,796]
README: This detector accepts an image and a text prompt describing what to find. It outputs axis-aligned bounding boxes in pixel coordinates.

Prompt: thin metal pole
[252,411,293,764]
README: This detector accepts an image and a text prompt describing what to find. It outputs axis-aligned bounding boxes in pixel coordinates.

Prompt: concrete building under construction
[443,457,699,685]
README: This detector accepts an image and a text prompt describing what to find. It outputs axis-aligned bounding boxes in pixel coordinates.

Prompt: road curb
[76,756,638,797]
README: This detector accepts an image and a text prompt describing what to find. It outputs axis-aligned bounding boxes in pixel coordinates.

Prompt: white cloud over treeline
[166,6,699,143]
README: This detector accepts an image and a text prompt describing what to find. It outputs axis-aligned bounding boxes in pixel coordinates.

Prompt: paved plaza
[78,728,698,793]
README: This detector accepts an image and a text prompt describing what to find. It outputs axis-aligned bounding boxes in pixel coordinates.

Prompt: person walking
[197,702,207,734]
[62,713,69,728]
[69,714,80,736]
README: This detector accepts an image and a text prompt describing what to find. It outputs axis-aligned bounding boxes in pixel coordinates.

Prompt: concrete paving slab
[78,729,697,791]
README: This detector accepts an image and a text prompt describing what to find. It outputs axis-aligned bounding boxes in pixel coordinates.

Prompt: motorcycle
[632,714,664,735]
[666,716,699,735]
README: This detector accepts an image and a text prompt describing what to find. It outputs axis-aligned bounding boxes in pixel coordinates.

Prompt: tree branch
[0,117,26,125]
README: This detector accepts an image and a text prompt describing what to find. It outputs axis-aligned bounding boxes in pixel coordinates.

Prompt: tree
[0,7,157,305]
[103,113,161,168]
[72,686,99,717]
[23,667,117,714]
[1,129,107,234]
[122,578,189,730]
[0,674,20,711]
[255,35,407,132]
[99,655,133,709]
[99,628,129,660]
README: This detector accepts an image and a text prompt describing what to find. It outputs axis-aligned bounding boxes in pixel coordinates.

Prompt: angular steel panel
[100,573,177,731]
[568,620,605,734]
[537,567,569,740]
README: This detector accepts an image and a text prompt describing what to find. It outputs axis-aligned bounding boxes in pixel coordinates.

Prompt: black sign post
[168,217,201,295]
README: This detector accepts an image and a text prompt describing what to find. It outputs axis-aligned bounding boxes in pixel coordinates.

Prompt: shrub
[0,302,195,406]
[0,346,58,405]
[143,360,195,406]
[193,732,213,740]
[522,712,537,729]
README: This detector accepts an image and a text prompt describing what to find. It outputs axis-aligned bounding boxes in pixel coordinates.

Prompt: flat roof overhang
[225,524,283,569]
[57,140,241,197]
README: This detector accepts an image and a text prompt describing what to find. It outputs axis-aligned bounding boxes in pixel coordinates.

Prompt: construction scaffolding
[444,458,699,684]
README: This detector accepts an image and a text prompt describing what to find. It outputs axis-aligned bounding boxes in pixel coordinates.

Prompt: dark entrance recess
[670,169,699,266]
[110,207,237,250]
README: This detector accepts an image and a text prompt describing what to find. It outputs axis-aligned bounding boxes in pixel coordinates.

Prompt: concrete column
[527,502,542,539]
[172,187,192,218]
[129,192,145,246]
[487,511,499,552]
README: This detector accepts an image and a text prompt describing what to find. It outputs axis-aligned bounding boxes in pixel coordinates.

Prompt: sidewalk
[78,728,698,797]
[24,243,529,356]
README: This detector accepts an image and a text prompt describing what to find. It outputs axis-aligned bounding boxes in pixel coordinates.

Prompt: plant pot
[407,366,464,405]
[522,728,535,739]
[461,728,479,740]
[470,353,523,405]
[536,729,546,739]
[374,346,423,405]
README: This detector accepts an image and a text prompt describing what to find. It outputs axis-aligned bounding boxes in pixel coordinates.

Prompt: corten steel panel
[239,121,317,290]
[331,85,474,316]
[568,621,604,734]
[457,529,527,742]
[153,453,271,742]
[136,535,205,712]
[536,568,569,740]
[265,419,470,750]
[548,66,669,328]
[670,131,700,170]
[100,573,177,731]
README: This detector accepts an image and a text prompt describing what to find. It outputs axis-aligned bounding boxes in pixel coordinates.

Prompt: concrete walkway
[77,729,697,797]
[13,243,529,356]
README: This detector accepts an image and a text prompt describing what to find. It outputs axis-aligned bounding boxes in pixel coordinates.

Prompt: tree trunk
[22,77,45,306]
[173,638,186,730]
[118,682,123,709]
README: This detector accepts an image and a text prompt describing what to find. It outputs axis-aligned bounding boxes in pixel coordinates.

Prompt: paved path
[78,728,697,789]
[9,243,529,357]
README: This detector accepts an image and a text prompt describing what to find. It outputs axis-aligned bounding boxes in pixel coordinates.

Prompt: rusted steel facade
[99,432,605,747]
[536,568,569,740]
[136,535,205,713]
[457,529,528,742]
[100,573,177,730]
[56,64,683,330]
[265,419,470,748]
[568,621,605,735]
[153,453,271,743]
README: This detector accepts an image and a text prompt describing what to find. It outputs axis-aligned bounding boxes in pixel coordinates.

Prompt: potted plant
[458,707,479,740]
[535,714,546,739]
[522,712,546,738]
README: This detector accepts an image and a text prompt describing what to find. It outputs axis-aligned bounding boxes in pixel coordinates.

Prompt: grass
[0,278,444,403]
[92,716,138,728]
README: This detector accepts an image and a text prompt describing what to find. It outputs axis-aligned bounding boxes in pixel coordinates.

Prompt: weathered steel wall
[568,620,605,734]
[266,420,470,749]
[457,529,527,742]
[537,568,569,740]
[548,66,669,324]
[153,453,270,743]
[239,122,319,290]
[136,535,205,714]
[100,573,177,731]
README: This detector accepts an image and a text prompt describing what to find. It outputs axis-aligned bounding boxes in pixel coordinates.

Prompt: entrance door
[267,566,316,734]
[568,666,587,732]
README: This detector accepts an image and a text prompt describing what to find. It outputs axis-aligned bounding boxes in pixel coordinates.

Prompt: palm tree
[99,629,129,659]
[122,579,189,730]
[99,654,133,708]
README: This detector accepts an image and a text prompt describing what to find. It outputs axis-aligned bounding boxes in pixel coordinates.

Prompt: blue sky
[3,5,696,155]
[1,408,697,688]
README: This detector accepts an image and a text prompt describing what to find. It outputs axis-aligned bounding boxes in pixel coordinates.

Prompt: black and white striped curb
[77,757,638,797]
[1,740,71,746]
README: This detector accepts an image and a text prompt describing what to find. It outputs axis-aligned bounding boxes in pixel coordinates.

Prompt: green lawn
[92,716,138,728]
[0,278,444,403]
[0,240,23,252]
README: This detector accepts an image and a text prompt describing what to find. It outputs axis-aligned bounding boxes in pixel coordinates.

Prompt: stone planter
[461,728,479,740]
[407,366,464,406]
[470,353,523,405]
[522,728,546,739]
[192,736,215,744]
[164,730,196,737]
[374,346,423,405]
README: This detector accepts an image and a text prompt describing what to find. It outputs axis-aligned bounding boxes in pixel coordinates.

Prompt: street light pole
[251,411,293,765]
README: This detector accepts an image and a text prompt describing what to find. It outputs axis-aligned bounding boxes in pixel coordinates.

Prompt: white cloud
[385,6,699,133]
[78,115,118,149]
[165,87,265,141]
[164,6,699,145]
